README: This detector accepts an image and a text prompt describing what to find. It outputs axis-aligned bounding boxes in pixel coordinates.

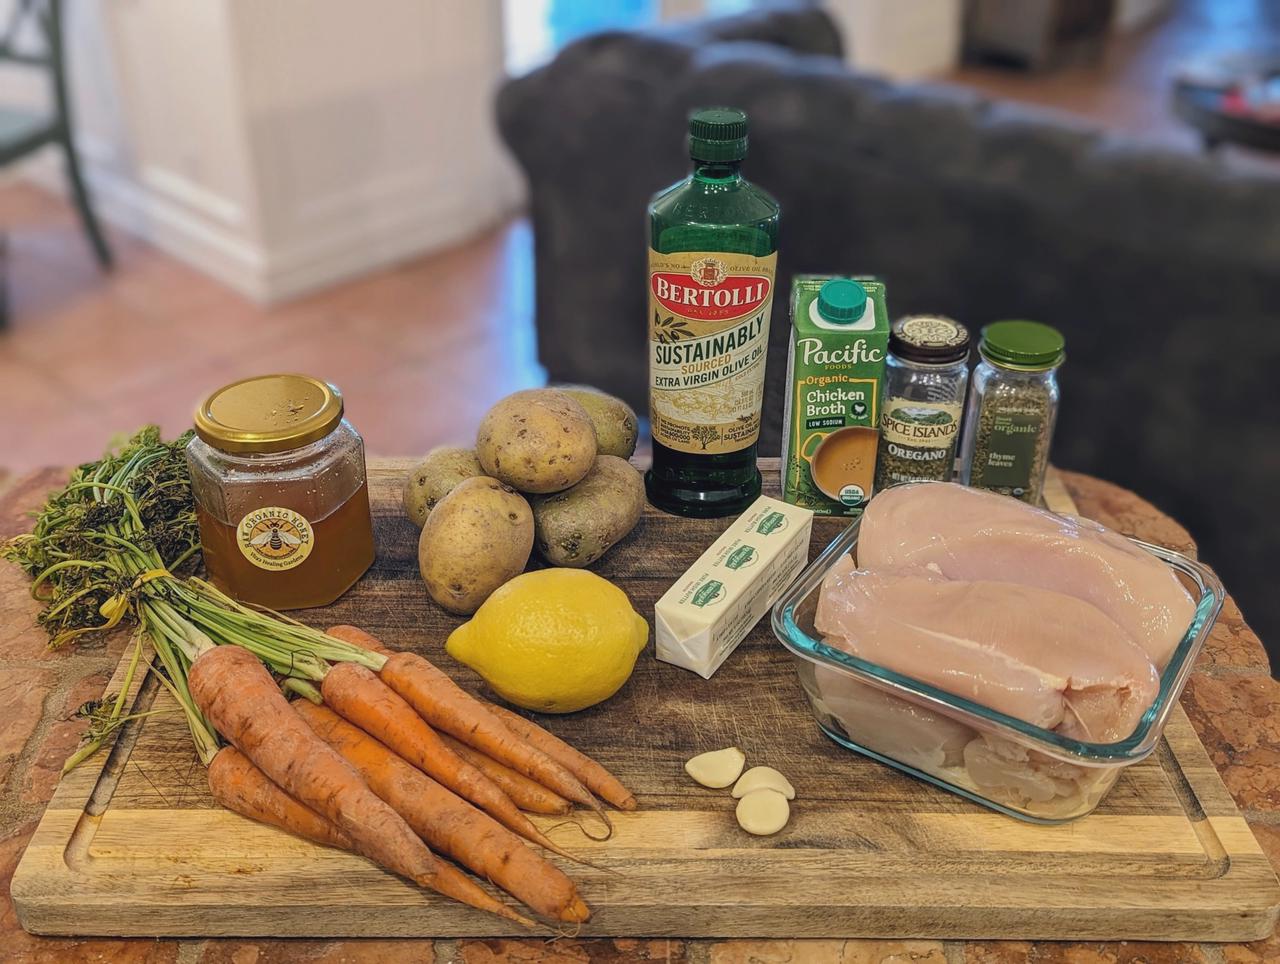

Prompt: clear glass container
[771,518,1223,823]
[958,320,1063,505]
[187,374,375,610]
[875,315,971,490]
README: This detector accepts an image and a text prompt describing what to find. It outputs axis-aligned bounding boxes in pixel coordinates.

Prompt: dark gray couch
[497,4,1280,666]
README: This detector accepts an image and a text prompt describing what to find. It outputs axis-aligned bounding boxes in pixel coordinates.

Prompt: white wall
[825,0,963,80]
[6,0,518,303]
[1114,0,1174,32]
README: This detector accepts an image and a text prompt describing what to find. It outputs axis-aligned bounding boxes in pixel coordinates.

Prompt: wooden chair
[1,0,112,324]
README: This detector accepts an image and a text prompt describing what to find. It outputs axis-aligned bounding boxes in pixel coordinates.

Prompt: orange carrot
[188,645,530,927]
[437,732,573,816]
[327,627,572,814]
[295,701,590,923]
[483,701,638,811]
[329,624,392,656]
[320,661,578,859]
[207,746,350,850]
[326,626,600,812]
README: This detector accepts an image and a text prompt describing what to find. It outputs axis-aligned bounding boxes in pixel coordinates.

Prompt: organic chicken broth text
[781,277,890,515]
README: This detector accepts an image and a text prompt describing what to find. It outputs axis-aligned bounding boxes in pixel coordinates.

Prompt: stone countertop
[0,466,1276,964]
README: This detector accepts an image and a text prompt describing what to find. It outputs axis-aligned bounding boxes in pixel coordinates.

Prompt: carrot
[483,701,638,812]
[295,701,590,923]
[320,661,579,860]
[188,645,530,927]
[326,626,601,812]
[207,746,351,850]
[329,624,392,656]
[437,733,573,816]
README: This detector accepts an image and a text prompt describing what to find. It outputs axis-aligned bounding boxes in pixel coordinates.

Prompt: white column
[824,0,964,80]
[11,0,519,303]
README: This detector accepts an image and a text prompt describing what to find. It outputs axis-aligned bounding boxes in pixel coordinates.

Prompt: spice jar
[958,320,1065,505]
[187,374,375,610]
[874,314,971,490]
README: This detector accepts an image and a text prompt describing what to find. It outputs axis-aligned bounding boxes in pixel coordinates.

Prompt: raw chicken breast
[814,559,1159,743]
[858,482,1195,667]
[811,667,972,772]
[810,659,1116,817]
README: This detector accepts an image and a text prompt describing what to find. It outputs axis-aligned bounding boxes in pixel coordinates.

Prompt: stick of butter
[655,496,814,679]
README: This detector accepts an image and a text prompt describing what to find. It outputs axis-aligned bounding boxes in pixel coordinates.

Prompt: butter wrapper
[655,496,814,679]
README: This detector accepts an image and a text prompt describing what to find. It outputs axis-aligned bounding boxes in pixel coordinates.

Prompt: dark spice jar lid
[889,315,971,364]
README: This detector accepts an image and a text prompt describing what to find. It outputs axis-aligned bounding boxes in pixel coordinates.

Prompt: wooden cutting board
[11,461,1279,941]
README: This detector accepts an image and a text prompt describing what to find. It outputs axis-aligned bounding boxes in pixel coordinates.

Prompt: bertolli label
[649,249,776,455]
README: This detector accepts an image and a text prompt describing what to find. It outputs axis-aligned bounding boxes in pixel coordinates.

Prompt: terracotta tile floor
[0,183,544,470]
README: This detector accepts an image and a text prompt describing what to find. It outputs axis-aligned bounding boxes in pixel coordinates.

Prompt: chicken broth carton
[781,276,889,515]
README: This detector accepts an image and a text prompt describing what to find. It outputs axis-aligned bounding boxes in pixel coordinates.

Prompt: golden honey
[187,374,375,610]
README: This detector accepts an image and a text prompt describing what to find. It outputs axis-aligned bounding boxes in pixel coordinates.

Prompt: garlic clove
[731,766,796,800]
[684,746,746,789]
[736,787,790,836]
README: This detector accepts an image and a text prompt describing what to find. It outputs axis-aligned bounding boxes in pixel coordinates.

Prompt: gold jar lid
[194,374,344,454]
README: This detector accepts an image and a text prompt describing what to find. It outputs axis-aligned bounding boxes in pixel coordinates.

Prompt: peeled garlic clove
[684,746,746,789]
[732,766,795,800]
[736,788,790,836]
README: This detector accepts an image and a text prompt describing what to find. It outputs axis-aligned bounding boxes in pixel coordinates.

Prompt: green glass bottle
[645,107,780,518]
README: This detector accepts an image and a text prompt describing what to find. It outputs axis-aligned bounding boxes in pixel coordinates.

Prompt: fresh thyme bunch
[4,427,200,646]
[2,427,379,772]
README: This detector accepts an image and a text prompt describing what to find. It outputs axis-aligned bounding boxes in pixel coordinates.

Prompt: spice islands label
[649,249,777,455]
[237,506,314,571]
[877,399,963,484]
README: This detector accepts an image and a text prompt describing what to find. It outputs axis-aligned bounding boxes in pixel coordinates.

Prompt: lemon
[446,568,648,713]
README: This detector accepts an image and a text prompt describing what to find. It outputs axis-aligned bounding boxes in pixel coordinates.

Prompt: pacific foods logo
[798,337,883,366]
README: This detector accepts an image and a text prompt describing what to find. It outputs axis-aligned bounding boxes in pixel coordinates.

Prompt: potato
[530,455,644,567]
[402,446,485,528]
[558,386,639,459]
[418,476,533,615]
[475,389,597,494]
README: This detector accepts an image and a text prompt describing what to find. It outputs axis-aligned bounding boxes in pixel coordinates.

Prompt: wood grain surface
[9,462,1279,942]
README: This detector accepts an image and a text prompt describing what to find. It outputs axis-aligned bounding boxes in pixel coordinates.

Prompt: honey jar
[187,374,376,610]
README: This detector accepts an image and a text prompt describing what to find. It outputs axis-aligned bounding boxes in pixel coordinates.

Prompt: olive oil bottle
[645,107,780,518]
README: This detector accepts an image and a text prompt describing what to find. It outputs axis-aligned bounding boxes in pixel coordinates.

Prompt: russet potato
[530,456,644,568]
[418,476,533,614]
[475,389,597,494]
[402,446,485,528]
[558,386,639,460]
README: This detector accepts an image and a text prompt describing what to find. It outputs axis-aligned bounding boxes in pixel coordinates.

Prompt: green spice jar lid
[688,107,749,163]
[979,320,1065,371]
[890,314,970,364]
[816,279,868,325]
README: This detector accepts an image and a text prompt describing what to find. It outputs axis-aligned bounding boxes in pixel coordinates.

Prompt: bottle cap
[890,315,971,364]
[688,107,749,163]
[816,279,868,325]
[979,320,1065,371]
[195,374,344,454]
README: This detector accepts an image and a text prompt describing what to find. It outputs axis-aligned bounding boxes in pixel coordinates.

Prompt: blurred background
[1,0,1276,666]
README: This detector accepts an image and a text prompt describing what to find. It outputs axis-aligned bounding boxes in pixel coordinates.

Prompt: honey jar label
[237,506,315,571]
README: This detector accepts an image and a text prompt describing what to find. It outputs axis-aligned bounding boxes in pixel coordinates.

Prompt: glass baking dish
[771,516,1224,823]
